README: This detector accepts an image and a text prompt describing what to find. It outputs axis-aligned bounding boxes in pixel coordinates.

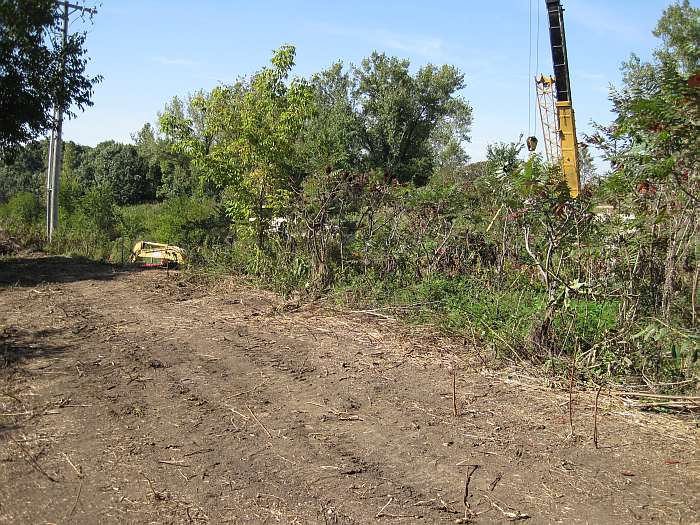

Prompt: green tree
[589,1,698,368]
[162,45,313,248]
[78,141,154,205]
[0,0,101,158]
[0,140,45,201]
[153,94,212,199]
[133,123,170,198]
[653,0,700,76]
[301,62,363,173]
[352,53,472,185]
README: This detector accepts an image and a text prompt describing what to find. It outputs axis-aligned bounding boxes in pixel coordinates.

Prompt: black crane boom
[545,0,573,103]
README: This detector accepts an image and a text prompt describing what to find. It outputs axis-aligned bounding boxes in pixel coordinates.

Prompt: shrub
[0,192,42,226]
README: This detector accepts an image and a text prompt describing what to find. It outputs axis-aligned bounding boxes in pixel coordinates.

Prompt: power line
[528,0,533,137]
[535,0,541,136]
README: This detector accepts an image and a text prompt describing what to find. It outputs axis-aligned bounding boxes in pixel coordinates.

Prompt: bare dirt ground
[0,256,698,524]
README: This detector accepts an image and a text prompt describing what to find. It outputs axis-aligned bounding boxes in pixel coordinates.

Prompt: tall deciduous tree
[77,142,154,205]
[0,0,101,158]
[162,45,313,248]
[301,62,363,173]
[353,53,472,185]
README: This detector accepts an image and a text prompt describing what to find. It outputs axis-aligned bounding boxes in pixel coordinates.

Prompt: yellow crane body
[543,0,581,198]
[556,101,579,197]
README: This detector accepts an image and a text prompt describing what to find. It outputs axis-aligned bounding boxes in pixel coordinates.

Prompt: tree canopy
[0,0,101,158]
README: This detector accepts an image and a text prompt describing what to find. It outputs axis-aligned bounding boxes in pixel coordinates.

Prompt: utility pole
[46,1,97,241]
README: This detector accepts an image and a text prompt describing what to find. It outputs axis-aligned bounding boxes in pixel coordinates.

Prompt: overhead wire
[534,0,541,136]
[528,0,533,137]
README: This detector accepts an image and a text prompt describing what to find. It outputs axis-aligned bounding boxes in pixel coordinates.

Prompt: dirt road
[1,257,698,524]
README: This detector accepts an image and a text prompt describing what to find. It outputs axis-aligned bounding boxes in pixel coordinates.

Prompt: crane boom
[545,0,580,197]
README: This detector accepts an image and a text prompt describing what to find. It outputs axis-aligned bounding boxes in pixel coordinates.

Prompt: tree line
[0,1,697,386]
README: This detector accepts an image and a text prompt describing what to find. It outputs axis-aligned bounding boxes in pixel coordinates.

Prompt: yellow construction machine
[129,241,186,268]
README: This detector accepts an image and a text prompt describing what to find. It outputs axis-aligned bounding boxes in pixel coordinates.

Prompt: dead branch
[375,496,394,518]
[489,472,503,492]
[453,368,459,417]
[486,496,531,521]
[463,464,479,514]
[568,359,575,438]
[609,391,700,401]
[593,385,603,449]
[247,405,273,439]
[12,438,58,482]
[158,459,190,466]
[67,479,83,521]
[62,453,83,478]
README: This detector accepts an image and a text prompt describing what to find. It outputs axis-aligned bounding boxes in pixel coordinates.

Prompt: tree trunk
[661,222,676,322]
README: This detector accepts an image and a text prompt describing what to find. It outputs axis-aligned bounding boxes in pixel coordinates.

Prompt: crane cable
[528,0,542,140]
[528,0,533,137]
[535,0,540,137]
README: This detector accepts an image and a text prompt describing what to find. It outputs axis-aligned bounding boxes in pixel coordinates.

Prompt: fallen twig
[158,459,189,466]
[247,405,272,439]
[635,401,700,410]
[609,391,700,402]
[375,496,394,518]
[489,472,503,492]
[593,385,603,449]
[141,472,166,501]
[463,464,479,515]
[227,407,250,420]
[62,453,83,478]
[12,438,58,482]
[486,497,530,521]
[231,382,264,398]
[183,448,214,458]
[0,391,23,403]
[452,369,459,417]
[67,479,83,520]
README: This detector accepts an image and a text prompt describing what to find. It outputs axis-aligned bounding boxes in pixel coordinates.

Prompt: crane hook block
[526,136,538,152]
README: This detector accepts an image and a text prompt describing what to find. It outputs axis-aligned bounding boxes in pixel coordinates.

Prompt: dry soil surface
[0,256,698,524]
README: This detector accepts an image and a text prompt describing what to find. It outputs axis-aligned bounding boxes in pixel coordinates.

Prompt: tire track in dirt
[1,263,698,524]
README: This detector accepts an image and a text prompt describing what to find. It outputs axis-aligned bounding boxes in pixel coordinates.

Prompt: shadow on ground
[0,256,134,286]
[1,327,69,370]
[0,327,70,435]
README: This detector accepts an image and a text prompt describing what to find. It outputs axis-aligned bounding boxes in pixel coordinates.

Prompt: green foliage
[634,320,699,372]
[652,0,700,75]
[580,1,700,381]
[2,17,696,388]
[162,45,313,248]
[0,0,101,158]
[0,191,42,225]
[149,98,207,199]
[301,56,473,186]
[0,140,45,202]
[50,184,117,260]
[77,141,155,205]
[151,196,225,249]
[301,63,363,173]
[353,54,471,185]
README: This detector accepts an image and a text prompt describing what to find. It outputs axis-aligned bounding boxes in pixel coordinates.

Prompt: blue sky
[63,0,678,164]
